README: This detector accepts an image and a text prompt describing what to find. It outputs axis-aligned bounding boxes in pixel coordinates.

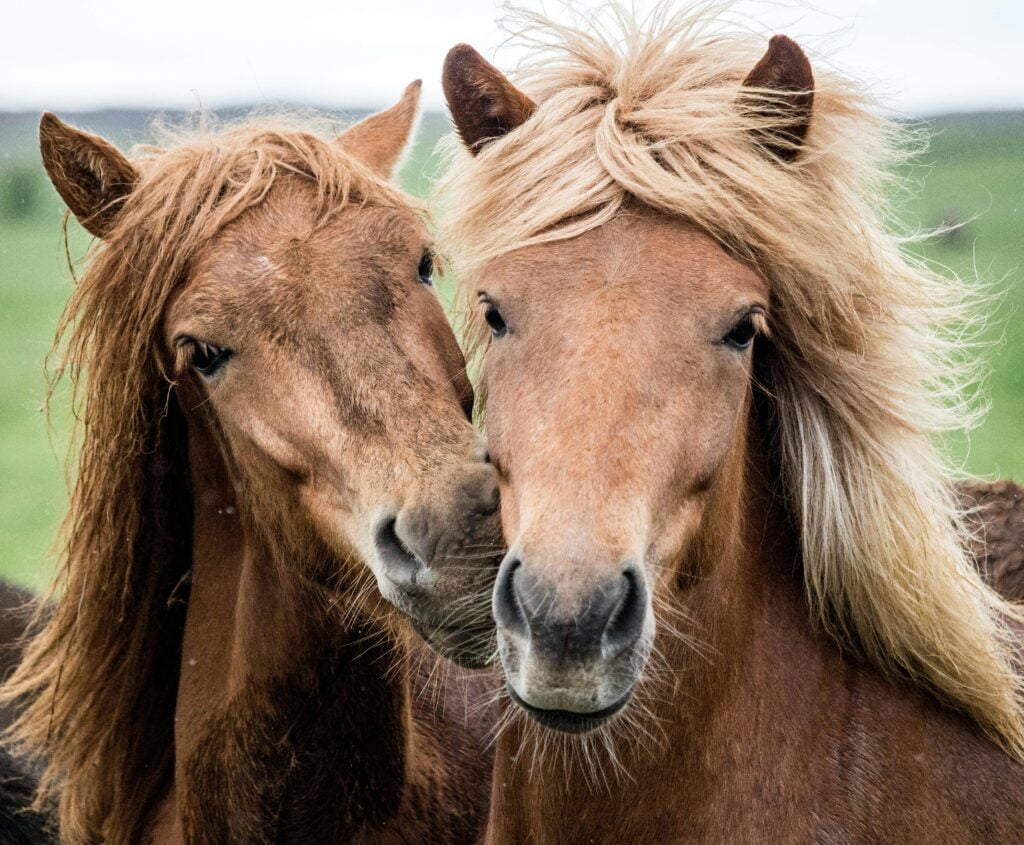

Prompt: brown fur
[5,91,501,843]
[442,45,536,153]
[37,114,137,237]
[337,80,424,176]
[439,5,1024,839]
[739,34,814,160]
[473,211,1024,844]
[166,371,496,844]
[440,1,1024,752]
[484,425,1024,843]
[963,480,1024,600]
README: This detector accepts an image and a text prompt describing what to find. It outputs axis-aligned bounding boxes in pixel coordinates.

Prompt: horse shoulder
[811,649,1024,842]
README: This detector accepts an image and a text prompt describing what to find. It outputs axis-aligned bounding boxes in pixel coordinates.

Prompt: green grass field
[0,110,1021,589]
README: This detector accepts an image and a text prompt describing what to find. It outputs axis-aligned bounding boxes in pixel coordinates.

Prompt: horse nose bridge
[513,476,649,555]
[456,462,500,517]
[393,458,500,566]
[410,419,492,486]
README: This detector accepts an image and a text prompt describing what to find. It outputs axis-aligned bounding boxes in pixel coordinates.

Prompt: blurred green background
[0,109,1022,589]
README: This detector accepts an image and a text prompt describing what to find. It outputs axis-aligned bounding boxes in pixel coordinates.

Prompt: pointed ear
[39,112,137,238]
[337,80,422,179]
[442,44,536,154]
[740,35,814,161]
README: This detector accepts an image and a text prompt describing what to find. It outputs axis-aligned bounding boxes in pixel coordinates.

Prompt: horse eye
[188,340,232,377]
[417,251,434,285]
[723,316,757,350]
[484,305,507,338]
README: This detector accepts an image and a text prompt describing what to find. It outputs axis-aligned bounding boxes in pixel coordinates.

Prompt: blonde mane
[2,116,408,843]
[439,3,1024,756]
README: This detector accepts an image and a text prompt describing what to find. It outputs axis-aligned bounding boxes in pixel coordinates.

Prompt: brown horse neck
[156,397,420,842]
[653,417,820,770]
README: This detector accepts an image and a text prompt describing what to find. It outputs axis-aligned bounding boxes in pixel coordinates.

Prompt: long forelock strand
[438,2,1024,758]
[0,116,409,844]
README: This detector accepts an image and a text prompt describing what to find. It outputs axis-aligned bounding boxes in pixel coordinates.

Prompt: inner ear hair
[443,44,536,154]
[739,35,814,162]
[39,112,137,238]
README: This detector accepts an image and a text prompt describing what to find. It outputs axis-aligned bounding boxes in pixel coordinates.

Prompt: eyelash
[722,311,764,350]
[417,251,434,285]
[479,295,508,338]
[484,305,507,337]
[177,338,232,377]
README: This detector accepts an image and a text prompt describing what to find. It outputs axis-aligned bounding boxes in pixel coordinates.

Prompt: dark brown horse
[964,480,1024,599]
[0,746,53,843]
[440,5,1024,842]
[3,85,502,843]
[0,580,36,731]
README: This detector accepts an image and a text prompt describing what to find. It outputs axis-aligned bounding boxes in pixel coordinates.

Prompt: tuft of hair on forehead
[135,110,416,252]
[438,1,1024,759]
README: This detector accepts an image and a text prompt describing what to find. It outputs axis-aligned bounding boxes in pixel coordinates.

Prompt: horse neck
[654,410,811,743]
[164,393,417,840]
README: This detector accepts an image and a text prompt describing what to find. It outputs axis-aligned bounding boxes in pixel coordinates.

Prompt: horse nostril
[493,556,527,636]
[375,516,425,589]
[602,566,647,657]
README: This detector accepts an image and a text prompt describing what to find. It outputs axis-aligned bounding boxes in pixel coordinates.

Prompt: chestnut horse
[3,85,502,843]
[440,6,1024,843]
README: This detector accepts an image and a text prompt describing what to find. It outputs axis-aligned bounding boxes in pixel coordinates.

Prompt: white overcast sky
[3,1,1022,116]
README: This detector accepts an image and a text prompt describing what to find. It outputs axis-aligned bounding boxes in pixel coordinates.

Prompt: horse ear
[39,113,137,238]
[442,44,536,154]
[337,80,422,179]
[740,35,814,161]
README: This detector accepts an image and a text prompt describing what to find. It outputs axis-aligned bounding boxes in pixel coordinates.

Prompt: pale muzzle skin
[475,211,767,728]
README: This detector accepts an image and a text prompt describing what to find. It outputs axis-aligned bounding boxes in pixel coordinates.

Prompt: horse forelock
[438,1,1024,758]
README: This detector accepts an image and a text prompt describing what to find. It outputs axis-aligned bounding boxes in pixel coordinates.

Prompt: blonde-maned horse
[439,5,1024,842]
[3,86,502,843]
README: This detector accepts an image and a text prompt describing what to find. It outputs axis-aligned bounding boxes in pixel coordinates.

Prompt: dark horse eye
[484,305,507,338]
[417,251,434,285]
[723,316,758,350]
[188,340,232,377]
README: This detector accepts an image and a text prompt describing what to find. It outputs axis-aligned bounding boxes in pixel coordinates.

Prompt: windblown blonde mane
[439,3,1024,755]
[1,116,408,843]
